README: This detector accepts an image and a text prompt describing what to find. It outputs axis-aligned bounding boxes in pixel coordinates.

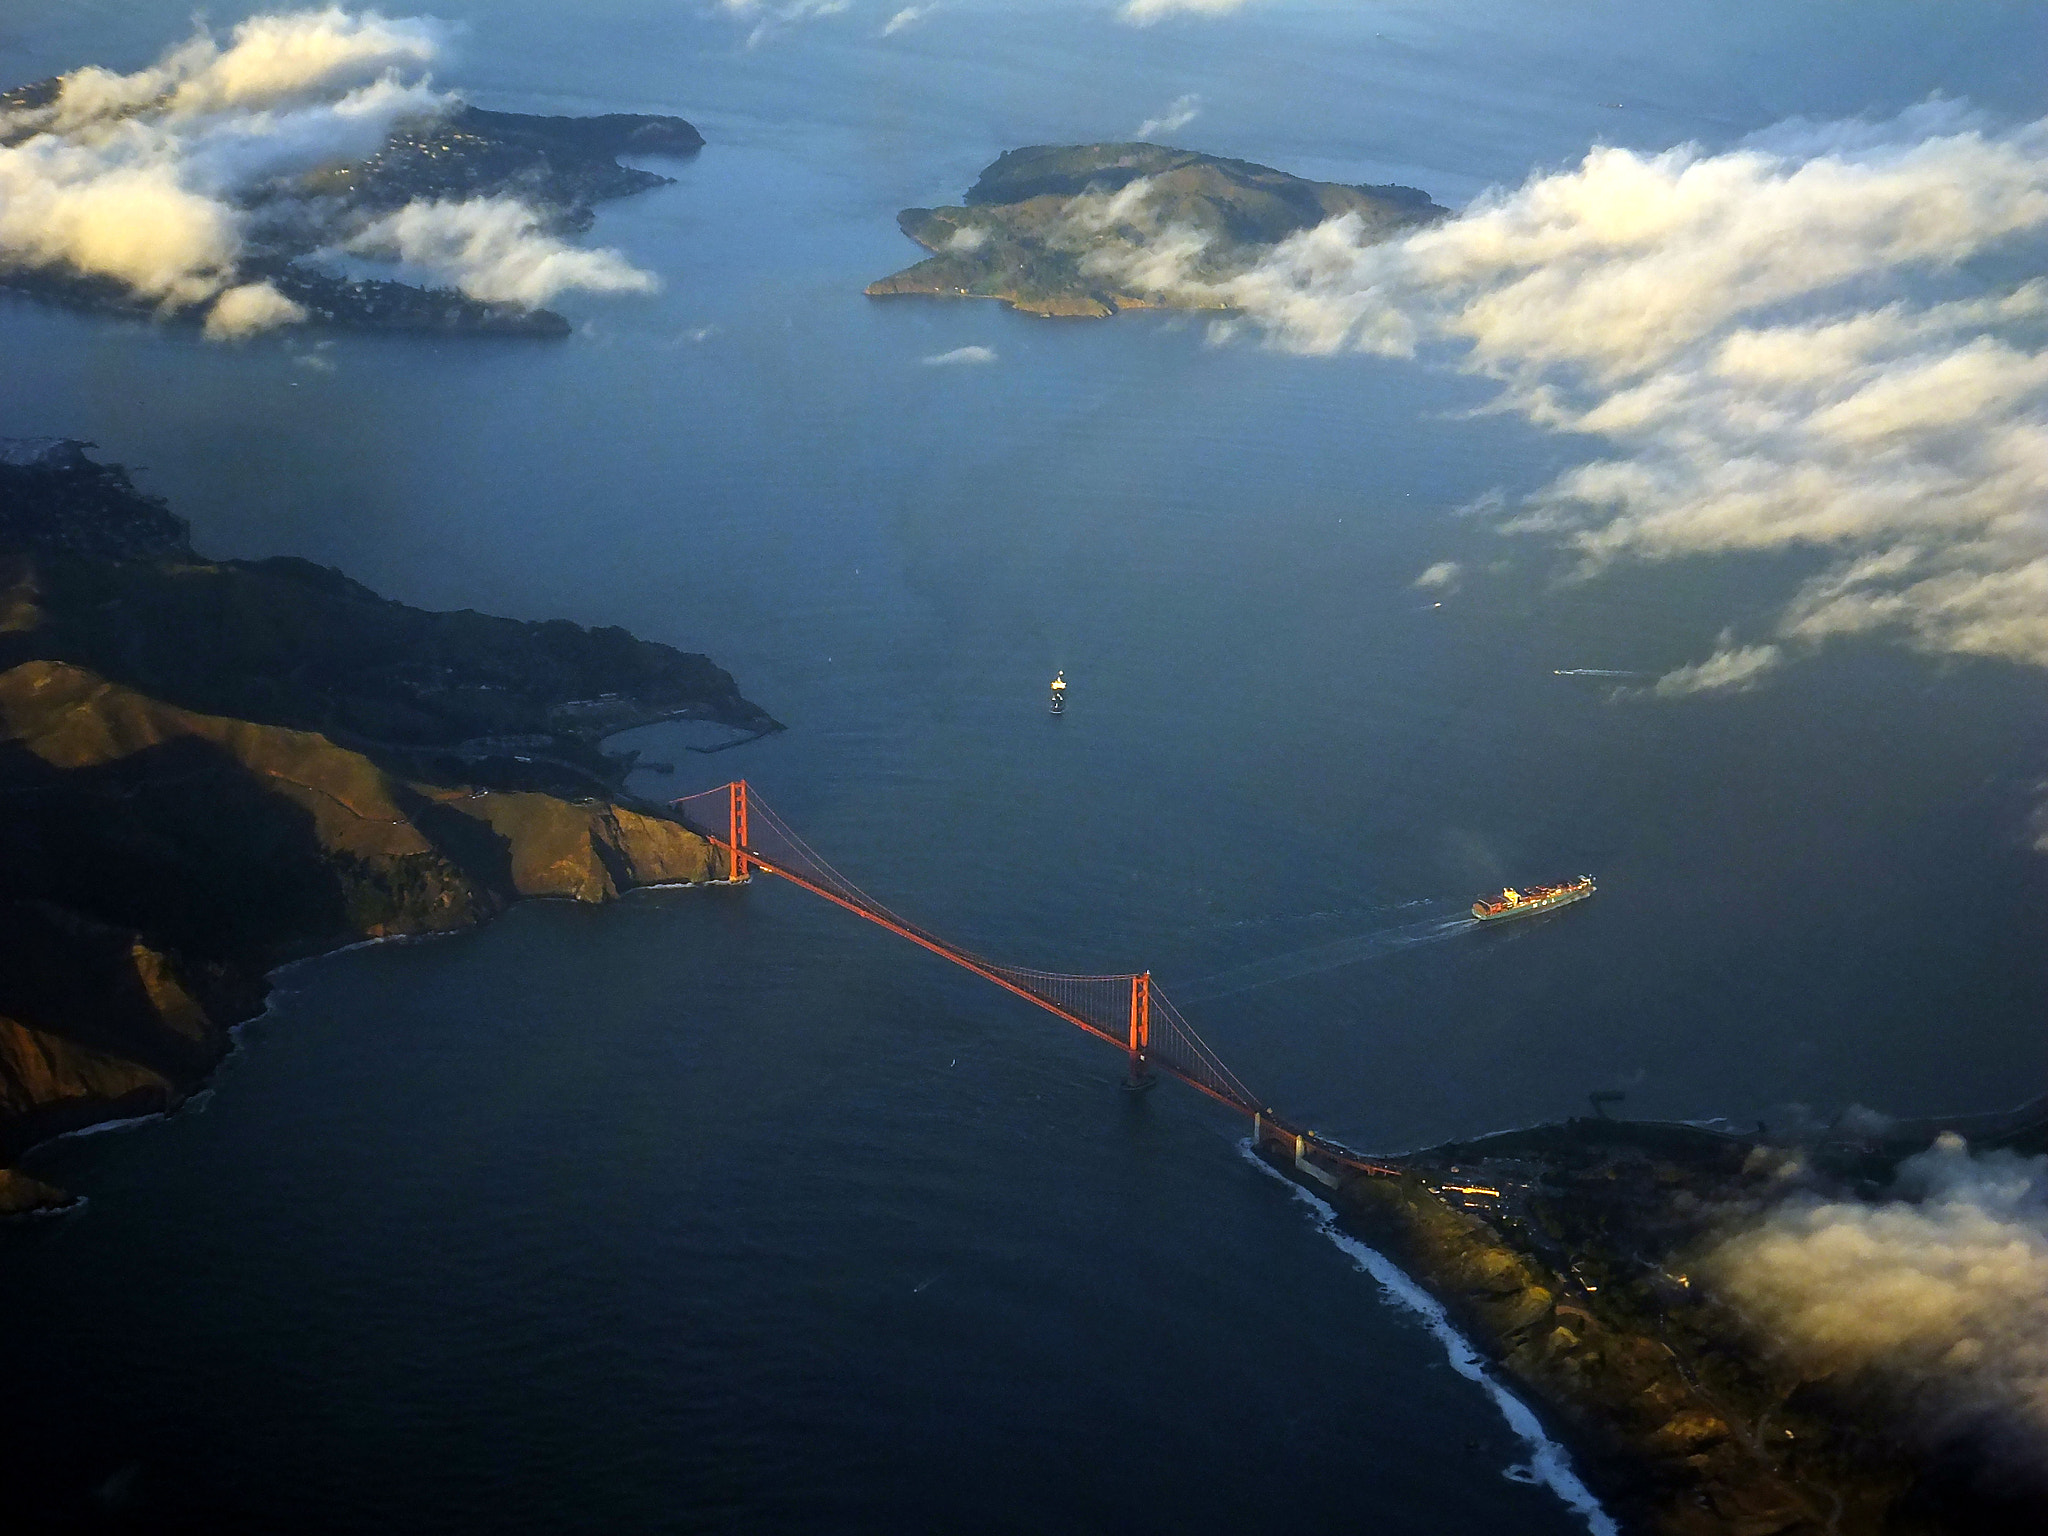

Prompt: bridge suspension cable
[671,781,1392,1177]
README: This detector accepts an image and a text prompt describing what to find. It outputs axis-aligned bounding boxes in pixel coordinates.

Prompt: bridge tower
[728,779,751,882]
[1122,971,1156,1092]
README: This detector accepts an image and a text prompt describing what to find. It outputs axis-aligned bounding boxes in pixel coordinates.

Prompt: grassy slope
[867,142,1446,317]
[0,448,752,1201]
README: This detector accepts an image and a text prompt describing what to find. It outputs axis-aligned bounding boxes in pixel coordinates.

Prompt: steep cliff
[0,441,761,1205]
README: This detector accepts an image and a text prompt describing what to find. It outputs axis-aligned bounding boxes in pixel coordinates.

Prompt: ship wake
[1174,913,1477,1003]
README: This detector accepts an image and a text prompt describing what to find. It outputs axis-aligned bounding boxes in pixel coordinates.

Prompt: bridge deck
[673,782,1397,1180]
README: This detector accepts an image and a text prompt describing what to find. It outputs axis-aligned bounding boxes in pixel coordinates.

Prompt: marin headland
[0,438,774,1213]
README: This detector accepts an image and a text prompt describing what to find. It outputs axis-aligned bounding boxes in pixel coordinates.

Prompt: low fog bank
[1702,1129,2048,1485]
[1063,104,2048,695]
[0,7,657,337]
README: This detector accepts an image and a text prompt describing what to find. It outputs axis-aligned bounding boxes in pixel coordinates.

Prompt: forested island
[866,142,1445,317]
[0,439,773,1210]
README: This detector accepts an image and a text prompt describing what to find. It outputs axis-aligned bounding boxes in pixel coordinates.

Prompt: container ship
[1472,874,1595,922]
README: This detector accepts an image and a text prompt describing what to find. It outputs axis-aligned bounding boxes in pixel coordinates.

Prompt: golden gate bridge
[674,782,1398,1184]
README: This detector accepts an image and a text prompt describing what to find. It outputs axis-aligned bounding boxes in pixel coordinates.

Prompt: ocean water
[4,3,2046,1530]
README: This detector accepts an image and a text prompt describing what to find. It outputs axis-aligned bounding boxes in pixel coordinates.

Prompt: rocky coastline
[0,439,775,1207]
[1258,1104,2048,1535]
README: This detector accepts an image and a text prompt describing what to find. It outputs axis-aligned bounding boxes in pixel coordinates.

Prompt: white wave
[271,926,459,979]
[51,1109,169,1140]
[1239,1142,1619,1536]
[7,1192,86,1219]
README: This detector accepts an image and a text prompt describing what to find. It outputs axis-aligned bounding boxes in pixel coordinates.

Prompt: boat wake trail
[1173,913,1478,1003]
[1551,668,1648,678]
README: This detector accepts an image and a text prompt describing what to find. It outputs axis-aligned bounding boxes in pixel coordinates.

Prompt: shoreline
[1246,1128,1801,1535]
[1251,1106,2048,1536]
[0,435,778,1208]
[1240,1141,1620,1534]
[866,142,1445,319]
[3,873,737,1218]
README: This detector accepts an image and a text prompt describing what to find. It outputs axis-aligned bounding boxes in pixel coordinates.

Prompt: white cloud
[0,139,242,305]
[1081,220,1213,295]
[1648,642,1781,697]
[34,7,454,132]
[1092,102,2048,676]
[719,0,852,49]
[1121,0,1256,24]
[165,7,449,118]
[204,280,306,338]
[0,11,660,335]
[1412,560,1462,591]
[1063,175,1168,237]
[922,344,997,365]
[882,6,933,37]
[1703,1133,2048,1470]
[344,196,659,306]
[0,54,447,310]
[943,224,987,253]
[1135,93,1202,142]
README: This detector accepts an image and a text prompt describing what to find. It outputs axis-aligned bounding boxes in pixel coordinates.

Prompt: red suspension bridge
[673,782,1397,1183]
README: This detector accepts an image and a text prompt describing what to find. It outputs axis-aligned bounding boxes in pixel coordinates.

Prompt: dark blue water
[5,3,2047,1531]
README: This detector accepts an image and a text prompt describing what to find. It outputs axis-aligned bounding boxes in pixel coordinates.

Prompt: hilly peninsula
[0,438,773,1212]
[1262,1100,2048,1536]
[0,83,702,337]
[866,142,1446,318]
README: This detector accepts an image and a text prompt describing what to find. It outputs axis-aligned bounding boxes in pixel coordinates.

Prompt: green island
[0,438,773,1211]
[865,142,1446,317]
[1256,1102,2048,1536]
[0,84,701,337]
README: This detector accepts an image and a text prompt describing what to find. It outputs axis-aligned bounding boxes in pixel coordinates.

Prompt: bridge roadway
[673,781,1399,1183]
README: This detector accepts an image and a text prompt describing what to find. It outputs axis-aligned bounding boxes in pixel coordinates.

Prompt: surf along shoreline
[1252,1101,2048,1536]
